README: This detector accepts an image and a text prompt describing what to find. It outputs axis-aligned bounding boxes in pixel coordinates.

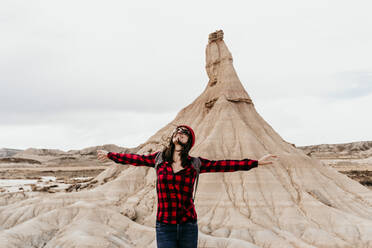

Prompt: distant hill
[297,140,372,159]
[0,148,23,158]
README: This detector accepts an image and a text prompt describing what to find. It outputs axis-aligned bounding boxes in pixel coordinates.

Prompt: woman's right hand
[97,150,109,162]
[257,154,279,166]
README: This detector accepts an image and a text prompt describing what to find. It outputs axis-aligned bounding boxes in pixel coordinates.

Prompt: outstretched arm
[198,156,258,173]
[198,154,278,173]
[97,149,159,168]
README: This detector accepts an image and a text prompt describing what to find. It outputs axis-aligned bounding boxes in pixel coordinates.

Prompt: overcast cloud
[0,0,371,151]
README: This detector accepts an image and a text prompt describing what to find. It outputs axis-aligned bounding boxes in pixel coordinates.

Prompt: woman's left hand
[258,154,279,166]
[97,150,109,162]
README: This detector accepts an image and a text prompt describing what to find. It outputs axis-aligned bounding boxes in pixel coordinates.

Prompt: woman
[97,125,278,248]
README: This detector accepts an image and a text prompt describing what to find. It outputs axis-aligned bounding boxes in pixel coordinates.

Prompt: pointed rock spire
[205,30,253,108]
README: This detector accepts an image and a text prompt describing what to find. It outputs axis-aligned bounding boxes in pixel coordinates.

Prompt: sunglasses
[173,126,191,136]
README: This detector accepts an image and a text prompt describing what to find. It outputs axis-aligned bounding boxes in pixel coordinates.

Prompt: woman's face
[172,131,189,145]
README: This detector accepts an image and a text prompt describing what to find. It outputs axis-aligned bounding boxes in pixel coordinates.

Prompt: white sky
[1,0,371,151]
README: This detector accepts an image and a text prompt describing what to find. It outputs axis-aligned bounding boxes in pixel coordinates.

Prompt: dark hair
[161,131,193,167]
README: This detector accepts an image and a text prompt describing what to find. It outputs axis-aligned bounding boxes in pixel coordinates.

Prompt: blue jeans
[156,220,198,248]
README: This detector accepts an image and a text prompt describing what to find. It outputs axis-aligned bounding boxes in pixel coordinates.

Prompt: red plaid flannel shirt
[107,151,258,224]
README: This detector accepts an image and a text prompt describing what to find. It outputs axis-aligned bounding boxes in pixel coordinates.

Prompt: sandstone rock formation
[1,30,372,248]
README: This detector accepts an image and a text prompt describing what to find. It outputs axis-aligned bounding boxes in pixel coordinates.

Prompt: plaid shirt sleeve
[198,156,258,173]
[107,151,158,168]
